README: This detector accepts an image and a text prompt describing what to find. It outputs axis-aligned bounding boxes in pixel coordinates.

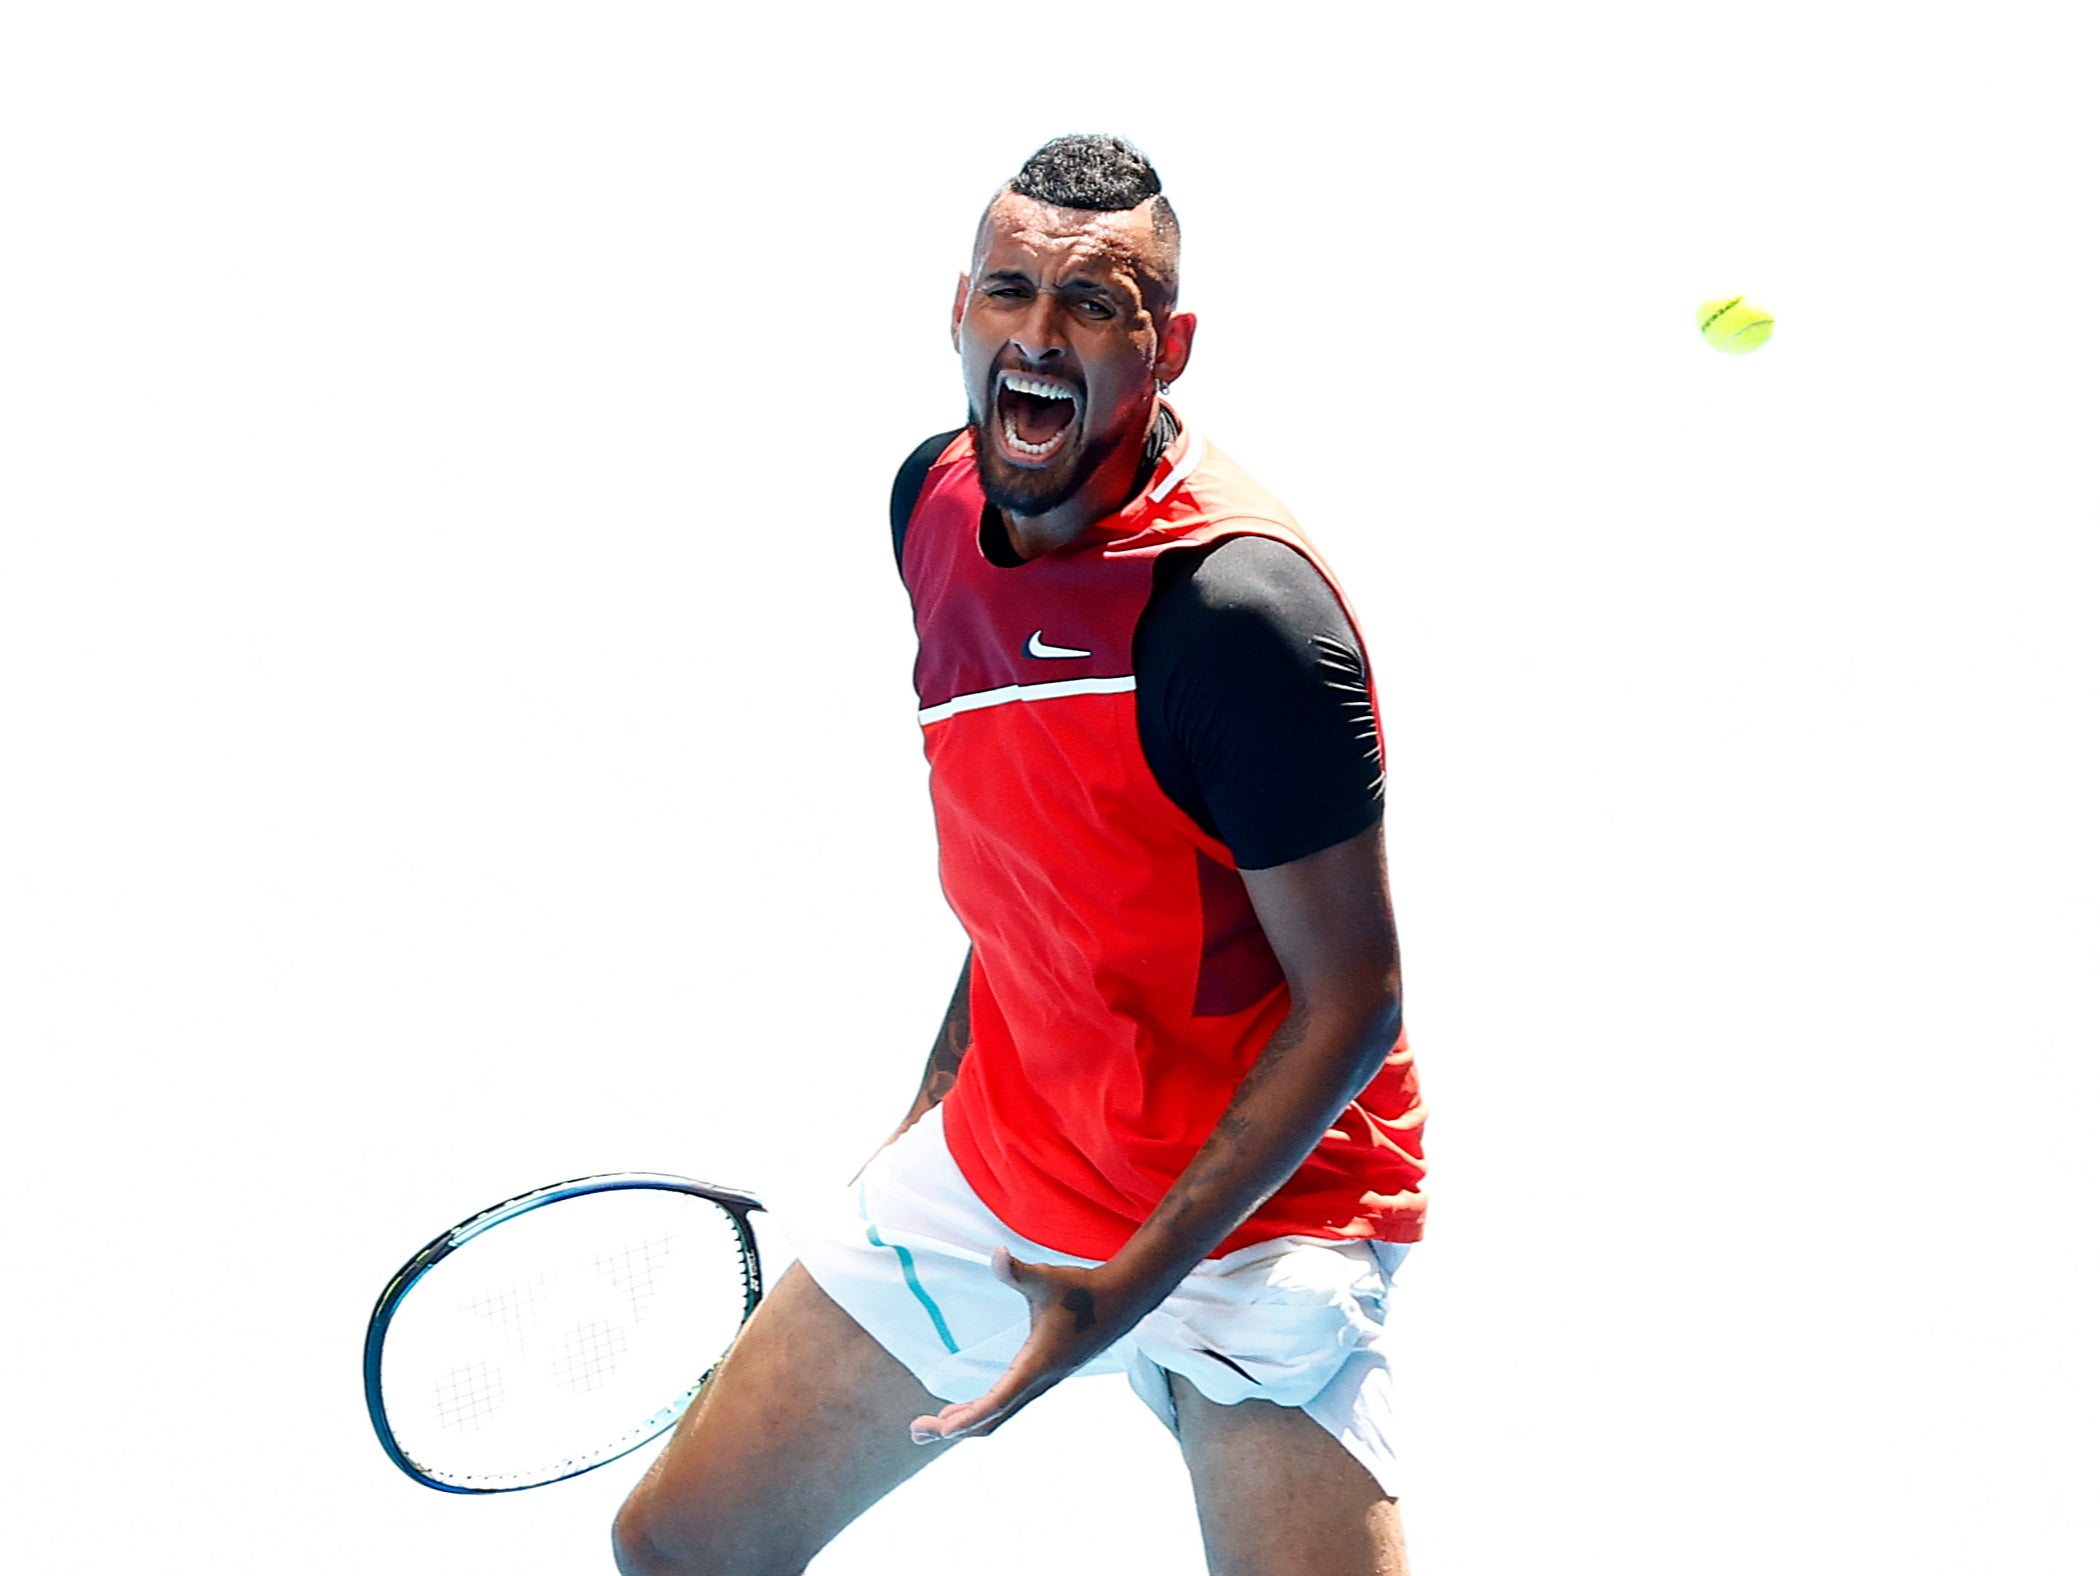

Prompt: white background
[4,3,2094,1572]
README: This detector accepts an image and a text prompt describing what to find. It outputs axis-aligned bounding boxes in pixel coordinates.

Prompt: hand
[908,1247,1151,1444]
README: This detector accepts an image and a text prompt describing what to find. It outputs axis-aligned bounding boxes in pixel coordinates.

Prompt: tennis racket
[363,1172,764,1493]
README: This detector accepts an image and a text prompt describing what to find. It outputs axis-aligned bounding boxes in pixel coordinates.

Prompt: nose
[1008,294,1067,365]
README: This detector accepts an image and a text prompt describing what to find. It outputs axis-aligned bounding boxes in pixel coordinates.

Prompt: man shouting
[615,133,1428,1576]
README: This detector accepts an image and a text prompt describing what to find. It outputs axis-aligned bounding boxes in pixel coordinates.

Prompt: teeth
[999,372,1075,402]
[1002,413,1066,456]
[996,370,1077,458]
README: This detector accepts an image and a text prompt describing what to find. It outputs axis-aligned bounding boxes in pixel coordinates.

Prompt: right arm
[855,950,972,1177]
[897,948,973,1134]
[877,439,982,1176]
[876,438,974,1157]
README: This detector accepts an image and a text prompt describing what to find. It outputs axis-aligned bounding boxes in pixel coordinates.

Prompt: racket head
[364,1173,764,1493]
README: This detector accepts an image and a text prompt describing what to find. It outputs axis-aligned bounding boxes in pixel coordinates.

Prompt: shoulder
[1149,535,1351,650]
[1136,535,1382,871]
[891,428,968,573]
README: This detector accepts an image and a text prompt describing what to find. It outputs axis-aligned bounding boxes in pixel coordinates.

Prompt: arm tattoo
[913,951,973,1113]
[1156,1004,1308,1239]
[1059,1286,1098,1332]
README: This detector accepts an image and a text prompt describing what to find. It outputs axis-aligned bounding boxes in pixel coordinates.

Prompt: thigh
[1169,1372,1410,1576]
[613,1261,962,1576]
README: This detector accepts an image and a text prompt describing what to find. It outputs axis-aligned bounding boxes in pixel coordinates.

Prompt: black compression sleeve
[1134,536,1386,870]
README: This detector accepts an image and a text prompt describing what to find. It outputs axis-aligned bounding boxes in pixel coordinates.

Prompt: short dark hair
[990,134,1180,307]
[1012,134,1163,212]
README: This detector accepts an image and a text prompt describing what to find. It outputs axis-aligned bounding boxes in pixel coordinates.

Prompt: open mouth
[994,371,1079,461]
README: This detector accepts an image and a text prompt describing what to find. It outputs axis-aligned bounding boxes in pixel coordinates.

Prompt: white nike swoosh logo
[1025,630,1092,659]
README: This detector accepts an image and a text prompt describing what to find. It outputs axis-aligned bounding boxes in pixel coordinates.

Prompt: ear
[1155,309,1197,386]
[951,271,970,352]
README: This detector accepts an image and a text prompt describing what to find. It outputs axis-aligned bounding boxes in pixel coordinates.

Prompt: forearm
[897,948,973,1133]
[852,950,972,1183]
[1109,988,1400,1303]
[903,818,1404,1443]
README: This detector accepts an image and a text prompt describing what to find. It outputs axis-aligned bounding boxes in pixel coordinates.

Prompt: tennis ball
[1697,295,1774,354]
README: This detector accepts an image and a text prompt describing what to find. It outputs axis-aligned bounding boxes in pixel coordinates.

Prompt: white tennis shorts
[772,1105,1412,1496]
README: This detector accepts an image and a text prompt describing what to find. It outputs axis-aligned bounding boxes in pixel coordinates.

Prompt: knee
[609,1501,680,1576]
[610,1499,706,1576]
[610,1498,802,1576]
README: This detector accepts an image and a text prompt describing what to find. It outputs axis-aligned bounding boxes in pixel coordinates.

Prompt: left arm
[911,819,1401,1442]
[1120,821,1402,1289]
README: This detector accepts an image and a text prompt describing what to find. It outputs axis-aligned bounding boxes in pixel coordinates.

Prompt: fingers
[906,1328,1047,1443]
[990,1244,1044,1293]
[909,1384,1020,1445]
[902,1253,1079,1446]
[908,1404,975,1445]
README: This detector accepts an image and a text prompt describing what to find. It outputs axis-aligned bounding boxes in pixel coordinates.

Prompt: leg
[612,1261,962,1576]
[1168,1372,1409,1576]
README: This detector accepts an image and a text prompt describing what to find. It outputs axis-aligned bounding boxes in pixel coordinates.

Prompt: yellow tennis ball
[1697,295,1774,354]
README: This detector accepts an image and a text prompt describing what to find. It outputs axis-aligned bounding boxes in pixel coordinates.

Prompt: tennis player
[614,134,1427,1576]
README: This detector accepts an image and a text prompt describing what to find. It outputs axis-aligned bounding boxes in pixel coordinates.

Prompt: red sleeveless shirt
[900,415,1426,1261]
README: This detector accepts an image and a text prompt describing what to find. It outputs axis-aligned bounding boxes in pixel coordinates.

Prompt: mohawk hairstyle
[1011,134,1164,212]
[1000,133,1181,306]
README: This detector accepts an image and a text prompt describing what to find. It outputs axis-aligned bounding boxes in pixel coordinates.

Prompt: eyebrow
[980,269,1133,302]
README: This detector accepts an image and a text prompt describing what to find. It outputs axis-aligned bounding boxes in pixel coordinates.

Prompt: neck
[1002,400,1167,560]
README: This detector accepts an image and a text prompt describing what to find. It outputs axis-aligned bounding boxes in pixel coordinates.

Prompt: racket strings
[596,1232,676,1322]
[375,1189,757,1488]
[552,1317,629,1393]
[433,1360,506,1431]
[465,1275,555,1354]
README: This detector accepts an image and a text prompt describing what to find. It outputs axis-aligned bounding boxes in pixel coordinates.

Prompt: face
[952,192,1193,520]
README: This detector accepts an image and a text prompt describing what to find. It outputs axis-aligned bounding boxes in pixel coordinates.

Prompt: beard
[969,406,1121,518]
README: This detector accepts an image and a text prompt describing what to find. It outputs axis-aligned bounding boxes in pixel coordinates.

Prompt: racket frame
[363,1171,764,1494]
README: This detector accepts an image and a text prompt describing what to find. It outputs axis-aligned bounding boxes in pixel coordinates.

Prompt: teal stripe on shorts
[858,1180,961,1355]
